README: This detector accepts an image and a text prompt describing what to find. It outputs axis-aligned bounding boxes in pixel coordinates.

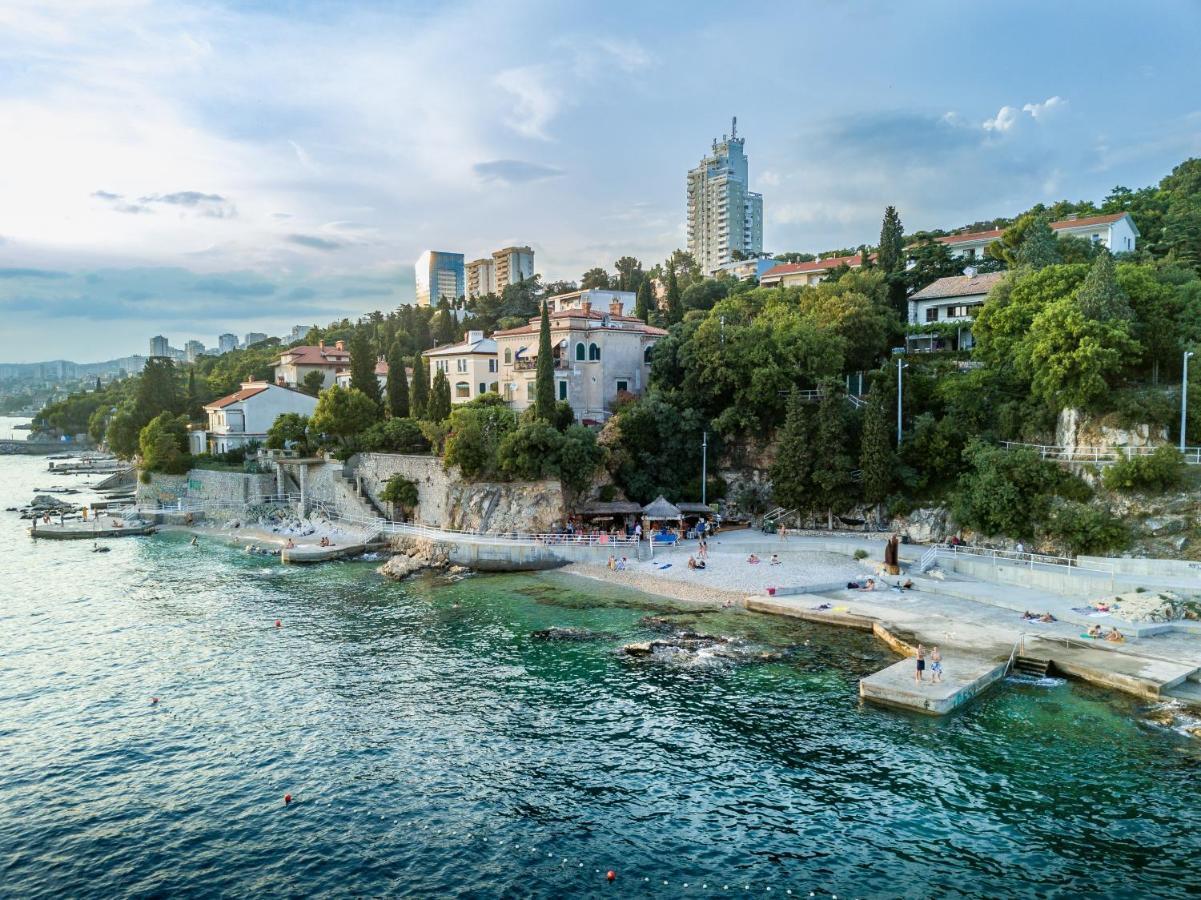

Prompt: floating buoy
[607,870,616,882]
[275,620,282,628]
[284,793,293,805]
[150,697,159,704]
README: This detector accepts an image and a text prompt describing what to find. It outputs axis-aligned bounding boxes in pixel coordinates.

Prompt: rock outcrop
[377,535,468,581]
[1056,407,1169,456]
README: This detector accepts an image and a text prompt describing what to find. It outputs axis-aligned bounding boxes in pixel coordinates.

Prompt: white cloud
[983,105,1020,132]
[595,38,652,73]
[985,96,1068,132]
[493,65,563,140]
[1023,95,1067,120]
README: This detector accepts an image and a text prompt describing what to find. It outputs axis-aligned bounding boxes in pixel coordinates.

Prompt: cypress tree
[1076,251,1133,320]
[411,354,429,420]
[385,342,410,418]
[428,369,452,422]
[859,377,895,506]
[349,329,382,406]
[635,278,653,324]
[813,381,857,530]
[1016,216,1062,268]
[769,389,817,518]
[877,205,905,273]
[534,301,555,420]
[665,266,682,325]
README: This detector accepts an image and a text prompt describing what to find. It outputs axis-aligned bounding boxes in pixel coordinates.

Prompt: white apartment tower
[466,245,535,298]
[687,117,763,276]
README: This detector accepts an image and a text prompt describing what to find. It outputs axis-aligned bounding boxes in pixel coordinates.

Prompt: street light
[897,356,909,446]
[701,430,709,506]
[1182,350,1195,453]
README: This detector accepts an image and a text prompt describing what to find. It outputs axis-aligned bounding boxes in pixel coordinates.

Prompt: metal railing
[1000,441,1201,466]
[921,543,1115,577]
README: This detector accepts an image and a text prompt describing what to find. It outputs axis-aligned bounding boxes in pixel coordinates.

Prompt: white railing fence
[1000,441,1201,466]
[919,543,1115,579]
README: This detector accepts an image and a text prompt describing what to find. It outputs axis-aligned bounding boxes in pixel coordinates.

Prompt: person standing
[914,643,926,684]
[634,522,643,542]
[930,646,943,683]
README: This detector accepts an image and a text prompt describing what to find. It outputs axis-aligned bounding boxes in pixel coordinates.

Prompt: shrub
[1046,501,1128,556]
[379,474,419,518]
[952,443,1078,540]
[498,421,564,481]
[556,424,607,492]
[443,404,518,478]
[362,417,429,454]
[138,412,191,474]
[1101,446,1186,493]
[853,549,868,560]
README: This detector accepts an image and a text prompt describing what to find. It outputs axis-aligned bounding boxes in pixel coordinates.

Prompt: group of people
[605,555,629,571]
[914,643,942,684]
[745,553,782,565]
[1087,624,1125,642]
[1022,610,1058,623]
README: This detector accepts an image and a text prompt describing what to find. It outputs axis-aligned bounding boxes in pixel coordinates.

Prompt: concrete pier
[859,654,1009,715]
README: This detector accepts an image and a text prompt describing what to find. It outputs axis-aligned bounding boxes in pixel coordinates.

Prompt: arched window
[504,348,512,364]
[575,342,585,361]
[588,342,601,361]
[643,344,655,364]
[455,381,470,399]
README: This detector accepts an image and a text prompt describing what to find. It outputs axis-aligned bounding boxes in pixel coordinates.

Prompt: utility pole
[1182,350,1194,452]
[896,356,907,446]
[701,431,709,505]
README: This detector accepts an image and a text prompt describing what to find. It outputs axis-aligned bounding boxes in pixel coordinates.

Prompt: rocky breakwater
[377,534,470,581]
[621,615,789,666]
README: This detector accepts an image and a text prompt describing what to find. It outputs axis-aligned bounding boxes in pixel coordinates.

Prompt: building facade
[544,288,636,315]
[493,298,665,424]
[687,118,763,277]
[905,270,1006,353]
[193,381,317,455]
[759,253,870,288]
[273,340,350,389]
[243,332,268,348]
[218,333,239,354]
[713,257,781,281]
[465,257,494,298]
[465,246,535,298]
[422,331,498,404]
[415,250,465,306]
[932,212,1140,260]
[184,340,206,363]
[149,335,169,357]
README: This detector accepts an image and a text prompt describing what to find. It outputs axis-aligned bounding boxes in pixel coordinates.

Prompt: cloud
[339,286,395,298]
[473,159,564,184]
[139,191,236,218]
[595,39,652,73]
[983,105,1020,132]
[90,190,152,214]
[285,233,342,251]
[0,267,69,279]
[191,277,276,297]
[91,190,122,201]
[1023,96,1067,120]
[494,65,562,140]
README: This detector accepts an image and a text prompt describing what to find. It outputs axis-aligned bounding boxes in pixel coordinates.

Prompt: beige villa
[273,340,350,389]
[493,297,665,424]
[422,330,499,404]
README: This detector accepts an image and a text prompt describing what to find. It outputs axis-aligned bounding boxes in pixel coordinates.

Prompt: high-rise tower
[686,117,763,276]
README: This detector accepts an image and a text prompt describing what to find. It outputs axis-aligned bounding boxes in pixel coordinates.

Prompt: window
[644,345,654,364]
[479,382,486,395]
[948,304,976,319]
[965,248,977,259]
[526,381,535,401]
[616,379,628,393]
[575,342,585,361]
[456,358,468,373]
[504,348,512,364]
[925,307,939,323]
[488,359,497,373]
[489,381,498,394]
[435,359,448,373]
[588,343,600,361]
[455,381,470,398]
[558,381,568,400]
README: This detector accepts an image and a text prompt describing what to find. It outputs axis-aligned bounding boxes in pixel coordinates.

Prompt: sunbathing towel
[658,563,672,570]
[833,605,849,612]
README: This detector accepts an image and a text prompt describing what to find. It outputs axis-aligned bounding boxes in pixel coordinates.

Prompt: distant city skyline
[2,1,1200,360]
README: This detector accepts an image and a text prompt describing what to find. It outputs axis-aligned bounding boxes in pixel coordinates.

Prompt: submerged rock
[532,627,614,642]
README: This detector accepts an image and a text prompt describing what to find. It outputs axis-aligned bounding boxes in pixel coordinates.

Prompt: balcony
[513,356,569,372]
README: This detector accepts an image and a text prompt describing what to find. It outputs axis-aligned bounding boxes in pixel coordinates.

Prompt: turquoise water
[1,454,1199,898]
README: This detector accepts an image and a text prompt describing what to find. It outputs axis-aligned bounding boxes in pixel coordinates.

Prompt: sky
[1,0,1200,363]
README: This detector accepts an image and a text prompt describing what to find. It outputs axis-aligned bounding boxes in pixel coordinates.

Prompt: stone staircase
[334,465,390,521]
[1011,656,1051,679]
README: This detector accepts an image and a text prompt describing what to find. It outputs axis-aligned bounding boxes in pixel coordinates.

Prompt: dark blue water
[1,455,1199,899]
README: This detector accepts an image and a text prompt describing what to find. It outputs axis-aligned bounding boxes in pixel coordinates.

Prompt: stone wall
[185,469,277,506]
[353,452,566,532]
[135,472,189,506]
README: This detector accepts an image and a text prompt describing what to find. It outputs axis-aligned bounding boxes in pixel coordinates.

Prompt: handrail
[1005,633,1024,675]
[1000,441,1201,465]
[922,543,1114,577]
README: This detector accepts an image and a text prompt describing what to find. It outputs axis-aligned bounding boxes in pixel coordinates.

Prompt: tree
[135,357,180,423]
[1163,193,1201,271]
[443,402,517,478]
[1076,252,1132,320]
[361,417,429,453]
[105,406,141,458]
[580,267,612,289]
[635,279,654,323]
[379,474,420,520]
[557,424,606,492]
[769,389,817,517]
[1046,502,1128,555]
[385,343,410,418]
[859,377,895,505]
[534,302,555,421]
[877,206,905,274]
[953,443,1070,541]
[812,381,857,529]
[266,413,310,453]
[613,256,644,292]
[498,421,564,480]
[665,266,683,325]
[1015,216,1062,268]
[410,354,429,420]
[348,329,382,406]
[310,385,379,447]
[301,370,326,397]
[138,412,190,474]
[427,370,452,422]
[432,305,458,344]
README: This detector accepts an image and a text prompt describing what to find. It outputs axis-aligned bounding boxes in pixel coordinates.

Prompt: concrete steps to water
[1012,656,1050,678]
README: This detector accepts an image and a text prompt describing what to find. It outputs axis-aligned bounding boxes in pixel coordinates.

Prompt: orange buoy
[606,870,616,882]
[284,793,293,805]
[275,620,282,628]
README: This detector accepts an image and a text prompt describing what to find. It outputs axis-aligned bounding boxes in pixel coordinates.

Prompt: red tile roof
[935,213,1128,246]
[275,344,350,367]
[493,309,667,337]
[761,254,870,279]
[204,384,270,410]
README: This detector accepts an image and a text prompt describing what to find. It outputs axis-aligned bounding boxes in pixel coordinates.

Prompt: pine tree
[95,376,102,392]
[769,389,817,517]
[428,369,452,422]
[534,301,556,421]
[813,381,857,530]
[665,266,682,325]
[1076,251,1133,320]
[385,342,410,418]
[411,354,429,420]
[877,206,905,273]
[635,278,653,324]
[1016,216,1062,268]
[348,329,382,406]
[859,377,895,506]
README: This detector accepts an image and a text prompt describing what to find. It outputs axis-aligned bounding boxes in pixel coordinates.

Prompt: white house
[493,297,665,424]
[712,257,781,281]
[759,253,871,288]
[191,381,317,454]
[931,212,1139,260]
[544,288,637,315]
[334,358,398,392]
[423,330,498,404]
[906,270,1007,353]
[273,340,350,389]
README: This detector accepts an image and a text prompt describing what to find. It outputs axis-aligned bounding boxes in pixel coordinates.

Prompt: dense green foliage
[265,413,311,454]
[362,417,429,454]
[410,354,429,420]
[1046,501,1130,555]
[1101,446,1186,493]
[533,302,555,421]
[952,444,1088,541]
[311,386,379,447]
[427,370,452,422]
[385,344,410,418]
[138,412,190,474]
[379,474,419,518]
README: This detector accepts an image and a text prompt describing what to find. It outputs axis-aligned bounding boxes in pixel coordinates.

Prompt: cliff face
[1056,407,1169,455]
[353,452,565,533]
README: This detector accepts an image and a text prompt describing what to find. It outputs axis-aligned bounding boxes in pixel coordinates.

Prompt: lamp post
[896,357,909,446]
[701,431,709,506]
[1182,350,1194,453]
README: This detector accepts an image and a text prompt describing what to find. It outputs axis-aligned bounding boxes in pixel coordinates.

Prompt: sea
[1,419,1199,898]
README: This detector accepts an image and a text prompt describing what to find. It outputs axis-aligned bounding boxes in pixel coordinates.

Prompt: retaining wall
[944,555,1117,597]
[135,472,189,506]
[185,469,276,506]
[1077,555,1201,579]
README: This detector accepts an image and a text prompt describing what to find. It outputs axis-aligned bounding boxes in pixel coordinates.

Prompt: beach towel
[658,564,672,570]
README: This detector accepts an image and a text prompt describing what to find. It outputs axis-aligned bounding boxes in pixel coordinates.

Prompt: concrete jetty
[280,542,387,564]
[859,654,1009,716]
[30,518,155,539]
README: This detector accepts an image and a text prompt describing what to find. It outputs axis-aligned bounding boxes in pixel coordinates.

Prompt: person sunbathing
[616,556,628,571]
[285,538,296,549]
[769,553,781,565]
[747,553,761,564]
[901,579,914,590]
[1039,612,1056,623]
[858,578,876,591]
[1088,624,1103,639]
[1105,627,1125,643]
